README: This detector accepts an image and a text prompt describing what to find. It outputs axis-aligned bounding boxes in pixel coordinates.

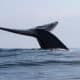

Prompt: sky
[0,0,80,48]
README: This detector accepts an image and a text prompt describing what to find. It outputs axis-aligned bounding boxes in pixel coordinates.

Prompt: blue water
[0,48,80,80]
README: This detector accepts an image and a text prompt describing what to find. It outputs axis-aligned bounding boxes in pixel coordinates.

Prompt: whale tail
[35,21,58,31]
[0,21,69,50]
[35,29,68,50]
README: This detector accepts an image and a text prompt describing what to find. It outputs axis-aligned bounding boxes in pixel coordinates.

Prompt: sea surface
[0,48,80,80]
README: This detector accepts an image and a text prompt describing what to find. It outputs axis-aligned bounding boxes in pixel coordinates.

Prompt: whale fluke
[0,21,69,50]
[35,29,68,50]
[35,21,58,31]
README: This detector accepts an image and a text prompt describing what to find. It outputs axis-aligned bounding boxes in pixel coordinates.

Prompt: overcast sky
[0,0,80,48]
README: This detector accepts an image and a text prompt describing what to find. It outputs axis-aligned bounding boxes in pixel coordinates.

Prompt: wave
[0,48,80,68]
[0,59,80,68]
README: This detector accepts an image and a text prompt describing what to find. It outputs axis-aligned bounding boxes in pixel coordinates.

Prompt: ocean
[0,48,80,80]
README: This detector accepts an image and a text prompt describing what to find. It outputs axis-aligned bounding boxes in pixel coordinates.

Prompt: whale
[0,21,69,50]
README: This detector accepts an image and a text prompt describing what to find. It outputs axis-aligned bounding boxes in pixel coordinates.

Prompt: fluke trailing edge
[0,21,69,50]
